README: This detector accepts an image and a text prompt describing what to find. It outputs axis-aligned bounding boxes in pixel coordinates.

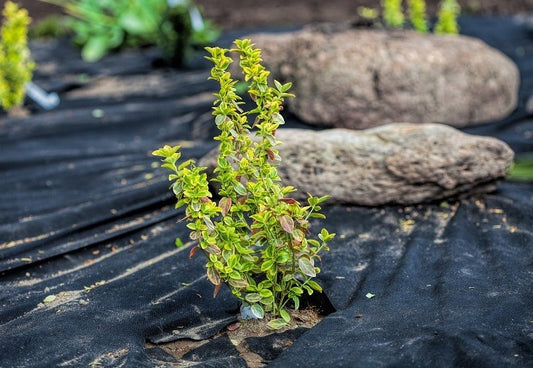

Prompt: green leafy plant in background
[153,39,335,329]
[509,154,533,182]
[435,0,460,34]
[357,6,379,21]
[39,0,219,64]
[382,0,404,29]
[407,0,428,33]
[0,1,35,111]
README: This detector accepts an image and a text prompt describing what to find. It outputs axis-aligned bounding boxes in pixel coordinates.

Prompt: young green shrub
[0,1,35,111]
[407,0,428,33]
[435,0,460,34]
[153,39,335,329]
[382,0,405,29]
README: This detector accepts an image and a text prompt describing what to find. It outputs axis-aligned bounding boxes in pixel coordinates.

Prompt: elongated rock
[246,28,519,129]
[200,124,514,205]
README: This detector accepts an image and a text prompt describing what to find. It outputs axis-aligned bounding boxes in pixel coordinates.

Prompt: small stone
[240,304,262,320]
[91,108,104,119]
[43,295,56,304]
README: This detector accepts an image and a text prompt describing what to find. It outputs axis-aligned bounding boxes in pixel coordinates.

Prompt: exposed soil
[4,0,533,28]
[147,308,322,367]
[197,0,533,30]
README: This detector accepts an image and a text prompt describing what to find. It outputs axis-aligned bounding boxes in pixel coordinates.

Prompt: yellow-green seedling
[435,0,460,34]
[407,0,428,33]
[381,0,459,35]
[358,7,379,21]
[382,0,405,28]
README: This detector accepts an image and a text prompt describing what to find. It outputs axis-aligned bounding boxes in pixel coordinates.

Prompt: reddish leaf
[207,267,221,285]
[266,148,275,161]
[287,239,296,249]
[189,246,199,259]
[205,243,221,254]
[213,283,222,298]
[189,231,200,240]
[292,228,304,242]
[298,257,316,277]
[280,215,294,234]
[280,198,298,204]
[219,197,232,216]
[251,220,261,235]
[238,195,248,204]
[227,322,241,331]
[200,196,210,203]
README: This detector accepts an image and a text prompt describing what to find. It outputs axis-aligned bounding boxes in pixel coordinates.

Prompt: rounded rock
[248,28,519,129]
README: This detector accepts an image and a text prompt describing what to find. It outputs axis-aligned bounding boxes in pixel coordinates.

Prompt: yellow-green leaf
[245,293,262,303]
[250,303,264,319]
[307,280,322,292]
[267,318,287,330]
[280,309,290,323]
[234,182,247,196]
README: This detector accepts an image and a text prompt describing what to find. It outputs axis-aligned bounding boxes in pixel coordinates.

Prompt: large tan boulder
[200,124,514,205]
[246,28,519,129]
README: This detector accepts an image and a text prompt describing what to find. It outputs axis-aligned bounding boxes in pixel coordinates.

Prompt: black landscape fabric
[1,16,532,367]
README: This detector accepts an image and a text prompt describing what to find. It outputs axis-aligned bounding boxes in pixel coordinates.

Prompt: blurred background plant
[382,0,405,28]
[357,6,379,21]
[364,0,460,34]
[434,0,461,34]
[0,1,35,111]
[407,0,428,33]
[509,154,533,182]
[36,0,219,65]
